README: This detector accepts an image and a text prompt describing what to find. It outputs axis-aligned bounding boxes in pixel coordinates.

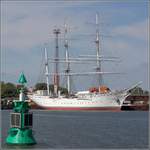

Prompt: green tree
[1,82,17,98]
[1,82,28,98]
[49,84,54,93]
[130,87,149,96]
[34,83,47,91]
[34,83,68,95]
[16,84,28,95]
[58,87,68,95]
[143,90,149,96]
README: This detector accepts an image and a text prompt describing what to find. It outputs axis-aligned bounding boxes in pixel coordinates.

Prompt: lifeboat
[99,86,110,94]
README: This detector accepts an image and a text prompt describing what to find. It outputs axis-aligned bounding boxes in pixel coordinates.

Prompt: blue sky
[1,1,149,91]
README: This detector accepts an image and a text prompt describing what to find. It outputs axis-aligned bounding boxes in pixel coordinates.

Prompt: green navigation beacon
[6,73,36,145]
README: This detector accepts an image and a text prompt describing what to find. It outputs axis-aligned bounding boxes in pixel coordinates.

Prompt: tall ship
[30,13,141,111]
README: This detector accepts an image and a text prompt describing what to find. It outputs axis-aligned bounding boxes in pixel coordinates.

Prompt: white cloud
[112,19,148,41]
[1,2,95,51]
[100,18,148,89]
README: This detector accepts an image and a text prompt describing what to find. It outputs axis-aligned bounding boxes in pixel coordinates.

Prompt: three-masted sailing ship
[30,13,140,111]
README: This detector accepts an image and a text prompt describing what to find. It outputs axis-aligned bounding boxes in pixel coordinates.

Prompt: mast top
[96,13,99,25]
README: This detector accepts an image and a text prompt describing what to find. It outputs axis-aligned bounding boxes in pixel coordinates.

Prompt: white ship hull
[30,92,129,111]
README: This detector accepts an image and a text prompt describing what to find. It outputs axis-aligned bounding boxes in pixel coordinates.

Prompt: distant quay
[121,95,149,111]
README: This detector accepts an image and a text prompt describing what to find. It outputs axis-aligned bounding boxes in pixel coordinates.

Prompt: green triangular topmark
[18,73,27,84]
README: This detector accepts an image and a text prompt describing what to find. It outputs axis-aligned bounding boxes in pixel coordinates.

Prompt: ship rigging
[45,13,120,97]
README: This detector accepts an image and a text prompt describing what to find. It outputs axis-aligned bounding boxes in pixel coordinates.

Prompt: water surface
[1,110,149,149]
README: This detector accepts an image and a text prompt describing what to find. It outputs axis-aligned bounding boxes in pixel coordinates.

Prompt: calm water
[1,110,149,149]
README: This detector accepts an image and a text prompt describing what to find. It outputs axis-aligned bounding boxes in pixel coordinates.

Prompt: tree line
[34,83,68,95]
[1,81,28,98]
[1,81,149,99]
[1,82,68,98]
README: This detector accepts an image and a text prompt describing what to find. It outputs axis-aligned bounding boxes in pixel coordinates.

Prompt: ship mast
[95,13,102,85]
[44,46,50,96]
[64,23,71,94]
[53,28,61,96]
[46,14,120,96]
